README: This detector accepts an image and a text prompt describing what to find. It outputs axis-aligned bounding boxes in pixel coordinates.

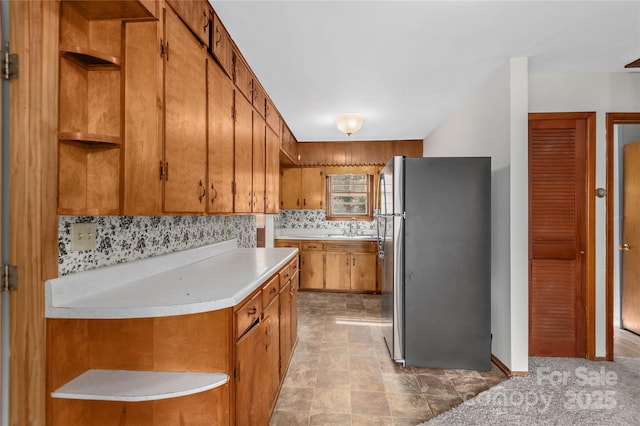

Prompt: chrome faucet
[348,217,357,236]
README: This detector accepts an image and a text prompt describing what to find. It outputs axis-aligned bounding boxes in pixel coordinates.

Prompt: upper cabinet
[165,0,210,48]
[280,167,324,210]
[210,12,233,77]
[233,51,253,103]
[162,6,208,213]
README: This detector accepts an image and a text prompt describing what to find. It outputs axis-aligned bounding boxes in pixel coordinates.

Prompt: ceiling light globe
[336,113,365,136]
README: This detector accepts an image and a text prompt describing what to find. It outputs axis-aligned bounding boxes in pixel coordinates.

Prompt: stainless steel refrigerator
[377,156,491,370]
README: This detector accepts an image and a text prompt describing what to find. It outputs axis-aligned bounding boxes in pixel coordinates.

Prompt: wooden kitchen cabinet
[233,50,253,103]
[300,242,324,290]
[326,241,378,292]
[123,20,163,215]
[280,123,298,164]
[162,5,208,213]
[253,112,266,213]
[265,98,280,135]
[207,58,235,213]
[210,12,233,77]
[165,0,210,48]
[280,167,324,209]
[265,127,280,214]
[234,91,254,213]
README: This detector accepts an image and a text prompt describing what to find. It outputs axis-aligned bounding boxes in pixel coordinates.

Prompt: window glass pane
[327,173,371,218]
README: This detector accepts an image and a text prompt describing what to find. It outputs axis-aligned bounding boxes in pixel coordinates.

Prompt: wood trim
[491,354,529,378]
[528,112,596,359]
[295,139,423,166]
[605,113,640,361]
[10,1,60,425]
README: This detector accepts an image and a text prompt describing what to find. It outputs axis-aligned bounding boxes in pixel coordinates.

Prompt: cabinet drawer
[326,241,376,253]
[279,266,291,288]
[235,291,262,338]
[275,240,300,250]
[301,242,324,251]
[289,257,299,278]
[262,274,279,308]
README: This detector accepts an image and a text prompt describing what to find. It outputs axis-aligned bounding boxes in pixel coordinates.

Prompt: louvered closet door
[529,115,588,357]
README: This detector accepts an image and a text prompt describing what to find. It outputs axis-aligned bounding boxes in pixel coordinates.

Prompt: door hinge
[231,108,236,121]
[2,265,17,292]
[159,161,168,181]
[1,41,18,80]
[160,38,169,60]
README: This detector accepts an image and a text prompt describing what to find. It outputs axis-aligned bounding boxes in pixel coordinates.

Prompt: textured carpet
[422,357,640,426]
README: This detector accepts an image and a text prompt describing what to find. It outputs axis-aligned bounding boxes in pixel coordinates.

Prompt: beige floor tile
[386,393,434,419]
[415,374,457,396]
[283,363,318,388]
[349,354,380,372]
[276,386,314,412]
[424,394,465,416]
[351,390,391,416]
[315,370,351,389]
[349,369,385,392]
[318,352,349,371]
[382,373,422,394]
[351,414,394,426]
[308,413,351,425]
[311,388,352,414]
[270,410,310,426]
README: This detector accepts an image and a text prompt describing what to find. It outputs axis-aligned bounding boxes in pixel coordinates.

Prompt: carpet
[422,357,640,426]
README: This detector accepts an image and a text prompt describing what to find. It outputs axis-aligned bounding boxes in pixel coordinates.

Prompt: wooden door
[123,20,163,215]
[263,299,280,411]
[622,141,640,334]
[235,320,262,426]
[325,252,351,291]
[233,91,253,213]
[207,59,234,214]
[301,167,324,209]
[211,13,232,76]
[279,281,292,378]
[265,128,280,214]
[165,0,209,47]
[300,251,324,290]
[529,113,592,357]
[280,168,301,209]
[233,52,252,102]
[163,7,207,213]
[351,252,377,292]
[252,112,266,213]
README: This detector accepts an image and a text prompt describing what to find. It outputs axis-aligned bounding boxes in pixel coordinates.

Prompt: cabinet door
[235,320,262,426]
[262,299,280,415]
[207,59,234,213]
[351,252,377,292]
[252,84,266,118]
[265,128,280,214]
[279,281,292,378]
[163,7,207,213]
[300,251,324,290]
[123,21,162,215]
[325,252,351,291]
[265,98,280,135]
[301,167,324,209]
[280,168,301,209]
[233,51,253,102]
[234,91,253,213]
[211,13,232,77]
[252,112,266,213]
[166,0,209,47]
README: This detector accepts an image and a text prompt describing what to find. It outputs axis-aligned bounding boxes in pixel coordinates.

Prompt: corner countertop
[45,240,298,320]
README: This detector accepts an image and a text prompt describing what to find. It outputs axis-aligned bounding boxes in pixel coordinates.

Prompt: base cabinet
[277,239,378,293]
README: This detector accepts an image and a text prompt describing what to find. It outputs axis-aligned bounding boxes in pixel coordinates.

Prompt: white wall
[424,58,529,372]
[529,72,640,357]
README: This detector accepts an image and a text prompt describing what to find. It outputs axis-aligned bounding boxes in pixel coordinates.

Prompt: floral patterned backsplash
[275,209,377,231]
[59,215,256,276]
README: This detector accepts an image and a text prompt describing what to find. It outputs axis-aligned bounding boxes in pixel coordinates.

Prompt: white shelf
[52,370,229,402]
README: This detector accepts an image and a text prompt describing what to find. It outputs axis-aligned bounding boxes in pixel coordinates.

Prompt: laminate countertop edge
[45,240,298,320]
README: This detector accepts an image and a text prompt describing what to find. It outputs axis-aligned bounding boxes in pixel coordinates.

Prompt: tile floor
[271,291,508,425]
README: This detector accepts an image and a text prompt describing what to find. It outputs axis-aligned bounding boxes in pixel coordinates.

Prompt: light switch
[71,223,97,251]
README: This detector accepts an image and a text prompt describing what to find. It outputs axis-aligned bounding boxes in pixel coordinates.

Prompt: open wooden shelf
[58,132,121,146]
[61,45,120,70]
[52,370,229,402]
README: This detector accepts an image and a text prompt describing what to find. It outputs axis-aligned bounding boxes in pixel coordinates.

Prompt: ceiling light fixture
[336,113,365,136]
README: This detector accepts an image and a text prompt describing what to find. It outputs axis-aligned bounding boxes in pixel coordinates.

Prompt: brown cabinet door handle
[270,287,276,294]
[198,180,206,203]
[210,182,218,203]
[247,307,257,316]
[353,257,356,266]
[203,11,209,32]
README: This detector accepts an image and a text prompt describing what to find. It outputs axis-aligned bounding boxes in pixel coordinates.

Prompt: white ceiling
[211,0,640,142]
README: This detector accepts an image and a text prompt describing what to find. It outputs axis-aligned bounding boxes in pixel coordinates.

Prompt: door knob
[621,243,630,251]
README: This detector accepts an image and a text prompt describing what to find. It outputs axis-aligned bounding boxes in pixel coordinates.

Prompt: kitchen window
[325,173,373,220]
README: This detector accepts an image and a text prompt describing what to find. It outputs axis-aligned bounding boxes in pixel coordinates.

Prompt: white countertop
[275,229,377,241]
[45,240,298,319]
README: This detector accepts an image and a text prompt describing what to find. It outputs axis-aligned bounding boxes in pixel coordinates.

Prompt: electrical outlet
[71,223,97,251]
